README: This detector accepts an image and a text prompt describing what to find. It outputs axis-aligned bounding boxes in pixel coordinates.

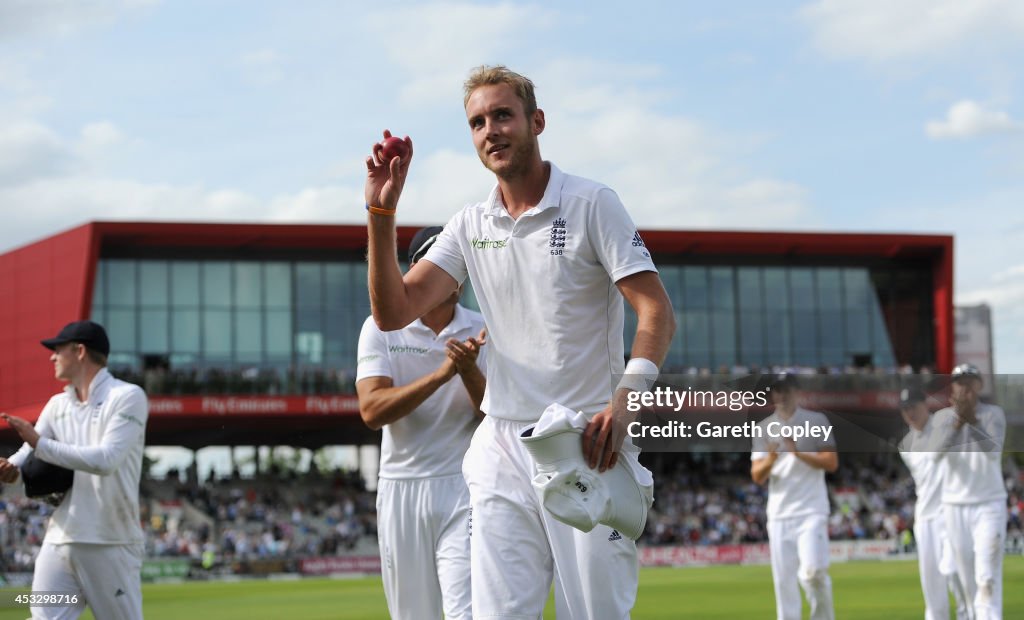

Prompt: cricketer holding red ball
[363,65,675,618]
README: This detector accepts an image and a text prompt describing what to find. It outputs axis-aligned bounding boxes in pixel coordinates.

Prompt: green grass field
[2,556,1021,619]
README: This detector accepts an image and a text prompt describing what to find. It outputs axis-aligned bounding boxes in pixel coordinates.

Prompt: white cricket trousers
[376,473,473,619]
[462,416,640,619]
[767,514,834,620]
[914,514,969,620]
[30,542,143,620]
[945,500,1007,620]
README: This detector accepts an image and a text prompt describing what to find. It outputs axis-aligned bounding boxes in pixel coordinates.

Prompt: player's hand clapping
[446,330,487,376]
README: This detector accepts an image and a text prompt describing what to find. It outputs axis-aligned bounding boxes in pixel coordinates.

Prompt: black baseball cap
[407,226,444,265]
[20,451,74,498]
[768,372,799,391]
[898,387,927,409]
[41,320,110,357]
[951,363,982,382]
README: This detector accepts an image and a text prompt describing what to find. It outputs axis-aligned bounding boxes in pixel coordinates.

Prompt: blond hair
[463,65,537,116]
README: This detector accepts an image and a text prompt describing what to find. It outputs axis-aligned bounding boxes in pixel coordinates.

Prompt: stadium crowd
[3,454,1021,574]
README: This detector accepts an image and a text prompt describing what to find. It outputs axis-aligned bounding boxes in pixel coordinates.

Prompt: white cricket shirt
[898,419,946,522]
[929,403,1006,505]
[422,163,657,422]
[357,304,487,479]
[751,408,835,520]
[7,368,148,545]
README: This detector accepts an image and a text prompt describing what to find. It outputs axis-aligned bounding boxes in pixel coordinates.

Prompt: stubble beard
[482,136,536,182]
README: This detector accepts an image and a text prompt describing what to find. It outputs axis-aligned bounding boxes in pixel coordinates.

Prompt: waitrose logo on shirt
[470,237,508,250]
[388,345,430,355]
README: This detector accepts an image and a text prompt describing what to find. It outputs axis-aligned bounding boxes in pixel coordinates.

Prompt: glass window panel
[817,268,842,310]
[107,260,137,306]
[265,262,292,309]
[763,268,789,309]
[790,269,815,309]
[661,266,685,306]
[709,267,735,309]
[295,263,323,308]
[737,268,762,310]
[90,307,105,328]
[106,308,137,352]
[792,309,819,365]
[685,310,709,367]
[740,311,764,364]
[819,308,844,365]
[234,263,263,309]
[324,264,348,309]
[266,310,293,357]
[683,267,708,309]
[763,309,791,365]
[171,310,200,353]
[349,261,371,319]
[140,309,169,352]
[711,313,736,368]
[171,262,200,308]
[139,261,169,306]
[203,263,232,308]
[842,269,871,308]
[202,310,232,356]
[296,331,323,364]
[235,310,263,358]
[323,314,346,357]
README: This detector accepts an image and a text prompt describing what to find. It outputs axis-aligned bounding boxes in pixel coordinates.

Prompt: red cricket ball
[380,136,410,162]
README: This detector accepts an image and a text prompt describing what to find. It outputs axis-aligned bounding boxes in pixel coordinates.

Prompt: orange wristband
[365,204,396,216]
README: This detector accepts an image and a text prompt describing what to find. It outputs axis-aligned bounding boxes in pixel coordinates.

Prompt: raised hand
[364,129,414,212]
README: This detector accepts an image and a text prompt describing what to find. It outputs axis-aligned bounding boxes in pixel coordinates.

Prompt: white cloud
[926,100,1024,139]
[534,59,816,230]
[79,121,125,149]
[0,0,157,40]
[799,0,1024,62]
[0,121,72,184]
[363,2,558,106]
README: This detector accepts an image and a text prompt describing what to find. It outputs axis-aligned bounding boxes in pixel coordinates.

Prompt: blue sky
[2,0,1023,373]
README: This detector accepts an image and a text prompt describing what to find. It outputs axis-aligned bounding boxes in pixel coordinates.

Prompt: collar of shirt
[484,161,566,219]
[409,304,476,342]
[62,367,113,407]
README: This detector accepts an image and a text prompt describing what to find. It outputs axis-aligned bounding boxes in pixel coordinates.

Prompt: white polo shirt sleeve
[34,386,148,477]
[586,187,657,283]
[421,211,469,285]
[356,316,393,382]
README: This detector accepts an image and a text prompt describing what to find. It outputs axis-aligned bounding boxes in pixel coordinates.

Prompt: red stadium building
[0,221,954,452]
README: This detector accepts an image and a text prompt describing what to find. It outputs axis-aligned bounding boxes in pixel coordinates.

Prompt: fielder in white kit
[362,65,676,618]
[356,226,487,619]
[897,387,968,620]
[0,320,147,620]
[751,373,837,620]
[926,364,1007,620]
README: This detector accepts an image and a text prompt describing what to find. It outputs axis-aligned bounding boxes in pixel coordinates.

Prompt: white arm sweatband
[616,357,659,393]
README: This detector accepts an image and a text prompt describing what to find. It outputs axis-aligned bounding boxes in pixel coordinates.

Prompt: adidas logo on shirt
[608,530,622,541]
